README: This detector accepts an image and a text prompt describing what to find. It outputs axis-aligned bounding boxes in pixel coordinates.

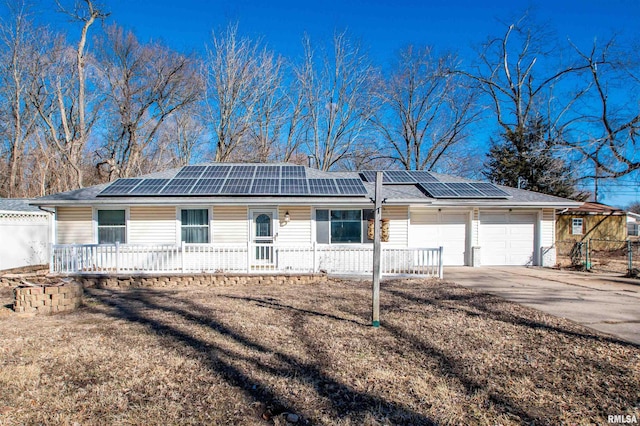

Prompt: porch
[50,243,444,278]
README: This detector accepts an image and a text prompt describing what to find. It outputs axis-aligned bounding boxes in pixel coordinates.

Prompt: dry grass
[0,278,639,425]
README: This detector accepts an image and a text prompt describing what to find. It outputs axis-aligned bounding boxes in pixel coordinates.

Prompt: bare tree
[29,0,107,191]
[95,25,202,180]
[244,52,306,163]
[466,16,595,140]
[245,50,284,162]
[0,3,40,197]
[564,40,640,179]
[373,45,479,171]
[459,15,609,193]
[275,78,306,163]
[203,24,265,162]
[297,32,377,171]
[156,105,207,168]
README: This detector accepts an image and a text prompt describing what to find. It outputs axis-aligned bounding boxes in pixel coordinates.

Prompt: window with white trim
[97,210,126,244]
[571,218,583,235]
[181,209,209,243]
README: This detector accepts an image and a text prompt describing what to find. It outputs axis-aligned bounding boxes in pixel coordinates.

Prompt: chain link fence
[556,239,640,277]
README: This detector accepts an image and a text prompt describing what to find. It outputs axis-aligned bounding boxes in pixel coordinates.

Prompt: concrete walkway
[445,266,640,346]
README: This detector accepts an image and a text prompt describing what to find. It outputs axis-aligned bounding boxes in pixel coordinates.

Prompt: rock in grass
[286,413,299,423]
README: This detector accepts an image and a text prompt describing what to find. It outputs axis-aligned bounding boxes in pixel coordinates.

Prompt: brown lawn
[0,278,638,425]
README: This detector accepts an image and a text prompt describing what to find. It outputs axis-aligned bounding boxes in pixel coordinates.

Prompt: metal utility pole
[372,171,382,328]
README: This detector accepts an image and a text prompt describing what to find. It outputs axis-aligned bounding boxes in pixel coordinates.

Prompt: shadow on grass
[375,283,640,422]
[84,287,436,425]
[220,295,366,327]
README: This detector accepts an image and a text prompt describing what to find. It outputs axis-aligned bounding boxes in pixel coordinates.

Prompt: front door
[251,210,276,267]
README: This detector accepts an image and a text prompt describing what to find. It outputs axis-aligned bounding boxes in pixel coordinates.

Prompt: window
[331,210,362,243]
[181,209,209,243]
[316,209,370,244]
[572,218,583,235]
[255,214,271,239]
[97,210,126,244]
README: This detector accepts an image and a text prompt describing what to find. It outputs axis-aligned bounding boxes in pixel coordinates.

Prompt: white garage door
[479,211,536,266]
[409,210,467,266]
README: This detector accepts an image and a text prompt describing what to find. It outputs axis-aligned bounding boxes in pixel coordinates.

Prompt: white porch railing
[50,242,444,278]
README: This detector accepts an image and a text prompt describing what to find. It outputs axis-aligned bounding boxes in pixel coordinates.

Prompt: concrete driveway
[445,266,640,345]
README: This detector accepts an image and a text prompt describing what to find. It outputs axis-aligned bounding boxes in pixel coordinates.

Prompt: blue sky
[25,0,640,206]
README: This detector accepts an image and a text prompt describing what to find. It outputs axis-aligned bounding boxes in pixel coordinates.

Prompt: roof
[558,202,625,216]
[626,211,640,222]
[0,198,48,214]
[31,163,583,209]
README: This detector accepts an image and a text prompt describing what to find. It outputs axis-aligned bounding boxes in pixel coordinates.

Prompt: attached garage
[409,209,467,266]
[479,211,536,266]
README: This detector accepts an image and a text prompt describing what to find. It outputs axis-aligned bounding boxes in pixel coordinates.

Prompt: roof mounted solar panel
[251,178,280,194]
[384,170,414,183]
[359,170,378,183]
[228,165,256,178]
[470,182,511,197]
[308,178,339,195]
[446,182,484,197]
[335,178,367,195]
[409,171,438,183]
[255,165,281,178]
[160,178,198,195]
[281,165,306,178]
[220,178,253,194]
[281,178,309,195]
[175,165,206,179]
[98,178,143,196]
[190,178,225,195]
[418,182,459,198]
[128,179,170,195]
[202,165,231,178]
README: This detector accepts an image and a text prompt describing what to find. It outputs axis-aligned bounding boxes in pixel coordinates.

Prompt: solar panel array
[359,170,439,184]
[418,182,510,198]
[98,164,510,199]
[359,169,510,198]
[98,165,368,197]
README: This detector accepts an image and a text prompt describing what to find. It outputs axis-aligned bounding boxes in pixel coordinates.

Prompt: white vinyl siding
[213,206,248,243]
[541,208,555,246]
[471,208,480,246]
[382,206,408,247]
[129,206,176,244]
[278,206,311,244]
[56,207,93,244]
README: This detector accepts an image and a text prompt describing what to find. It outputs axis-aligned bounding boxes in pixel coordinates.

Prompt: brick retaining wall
[76,273,329,288]
[9,273,329,314]
[13,282,83,314]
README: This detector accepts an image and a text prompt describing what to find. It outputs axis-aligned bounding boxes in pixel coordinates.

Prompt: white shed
[0,199,52,271]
